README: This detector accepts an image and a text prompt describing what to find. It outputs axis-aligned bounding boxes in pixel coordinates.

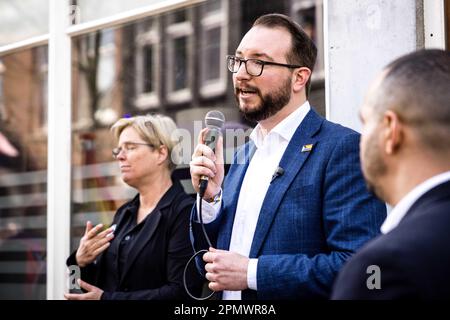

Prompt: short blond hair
[111,114,180,172]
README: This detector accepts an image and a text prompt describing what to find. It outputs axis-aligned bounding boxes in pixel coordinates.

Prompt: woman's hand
[75,221,115,267]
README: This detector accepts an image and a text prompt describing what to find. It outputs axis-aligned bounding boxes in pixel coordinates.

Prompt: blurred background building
[0,0,448,299]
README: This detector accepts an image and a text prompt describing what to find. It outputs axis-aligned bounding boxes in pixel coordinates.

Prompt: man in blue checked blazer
[189,14,386,300]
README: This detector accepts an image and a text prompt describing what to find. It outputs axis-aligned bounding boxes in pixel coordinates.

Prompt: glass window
[173,37,188,91]
[204,0,222,13]
[0,0,49,47]
[143,45,154,92]
[0,45,48,299]
[446,1,450,49]
[172,10,187,23]
[203,27,221,82]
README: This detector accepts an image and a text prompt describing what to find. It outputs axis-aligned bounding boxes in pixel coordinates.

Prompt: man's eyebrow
[235,50,274,61]
[253,53,274,61]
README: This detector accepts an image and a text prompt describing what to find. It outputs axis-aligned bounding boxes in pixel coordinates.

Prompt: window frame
[134,18,161,110]
[199,0,228,98]
[165,11,194,104]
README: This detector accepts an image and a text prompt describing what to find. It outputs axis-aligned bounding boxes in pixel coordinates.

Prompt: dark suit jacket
[331,180,450,299]
[191,108,386,299]
[67,180,202,300]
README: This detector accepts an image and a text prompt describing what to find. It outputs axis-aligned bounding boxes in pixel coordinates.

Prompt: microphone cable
[183,182,216,300]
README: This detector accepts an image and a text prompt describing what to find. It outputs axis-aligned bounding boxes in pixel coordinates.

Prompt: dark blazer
[67,180,202,300]
[331,180,450,299]
[191,108,386,299]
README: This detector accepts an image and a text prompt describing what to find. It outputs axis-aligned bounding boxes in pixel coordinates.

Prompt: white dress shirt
[381,171,450,234]
[198,101,311,299]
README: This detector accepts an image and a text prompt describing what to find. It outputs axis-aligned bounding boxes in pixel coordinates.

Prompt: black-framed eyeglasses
[112,142,154,159]
[226,55,302,77]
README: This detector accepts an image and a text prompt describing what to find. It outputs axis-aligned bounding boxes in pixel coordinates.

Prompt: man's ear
[383,110,402,154]
[292,67,311,92]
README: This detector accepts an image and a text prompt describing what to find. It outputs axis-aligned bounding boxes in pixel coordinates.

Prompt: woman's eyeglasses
[112,142,154,159]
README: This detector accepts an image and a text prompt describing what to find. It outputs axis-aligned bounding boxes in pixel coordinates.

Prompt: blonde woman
[66,114,201,300]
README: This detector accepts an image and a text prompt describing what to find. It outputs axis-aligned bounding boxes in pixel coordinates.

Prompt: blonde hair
[111,114,180,172]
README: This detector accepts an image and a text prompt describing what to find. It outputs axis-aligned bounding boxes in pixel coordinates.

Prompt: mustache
[234,85,261,95]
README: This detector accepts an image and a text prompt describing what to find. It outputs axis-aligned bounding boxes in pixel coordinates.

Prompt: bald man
[332,49,450,299]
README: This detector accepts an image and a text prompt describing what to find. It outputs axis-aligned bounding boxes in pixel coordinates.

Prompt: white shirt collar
[381,171,450,234]
[249,101,311,148]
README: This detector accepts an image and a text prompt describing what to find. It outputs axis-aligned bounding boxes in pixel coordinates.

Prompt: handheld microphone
[185,110,225,300]
[199,110,225,197]
[271,166,285,183]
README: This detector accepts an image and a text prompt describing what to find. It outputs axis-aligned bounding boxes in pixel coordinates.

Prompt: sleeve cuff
[247,258,258,290]
[195,189,222,224]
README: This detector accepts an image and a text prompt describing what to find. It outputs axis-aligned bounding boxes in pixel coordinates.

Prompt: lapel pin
[301,144,314,152]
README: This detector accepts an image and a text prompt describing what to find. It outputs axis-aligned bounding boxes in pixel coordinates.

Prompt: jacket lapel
[249,109,323,257]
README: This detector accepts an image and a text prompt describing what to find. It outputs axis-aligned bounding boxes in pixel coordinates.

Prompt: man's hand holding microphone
[189,128,224,201]
[189,111,250,293]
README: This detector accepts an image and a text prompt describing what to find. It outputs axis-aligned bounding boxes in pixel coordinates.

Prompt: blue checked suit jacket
[191,108,386,299]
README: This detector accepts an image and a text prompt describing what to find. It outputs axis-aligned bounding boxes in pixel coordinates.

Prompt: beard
[361,134,388,202]
[235,75,292,123]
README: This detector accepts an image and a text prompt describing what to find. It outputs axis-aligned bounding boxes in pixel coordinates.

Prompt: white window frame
[134,19,160,110]
[0,34,48,56]
[199,0,228,98]
[166,15,194,104]
[47,0,72,300]
[423,0,446,49]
